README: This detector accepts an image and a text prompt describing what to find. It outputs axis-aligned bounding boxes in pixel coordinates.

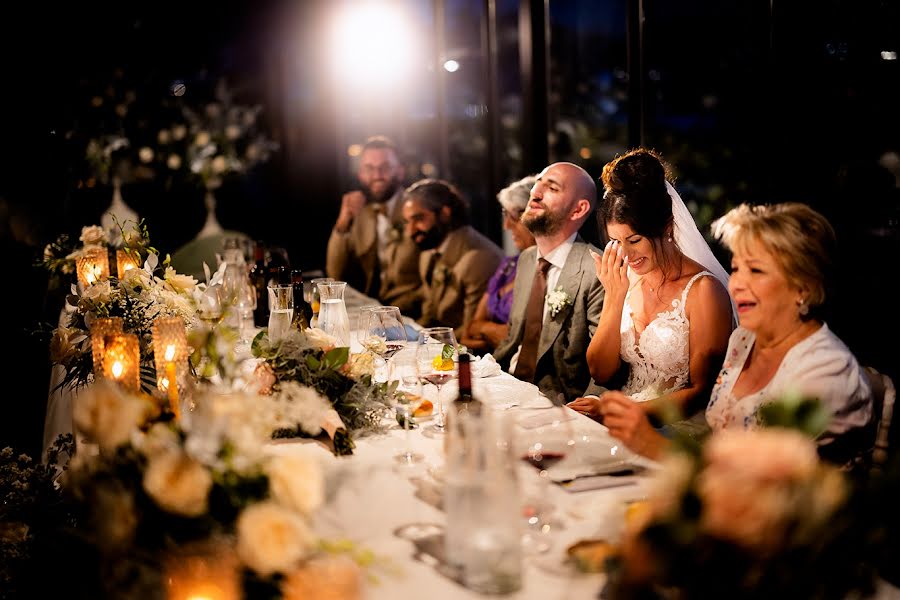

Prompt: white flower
[80,279,113,305]
[236,501,316,576]
[344,351,375,379]
[49,326,87,364]
[269,381,331,436]
[142,448,213,517]
[79,225,108,246]
[266,454,324,517]
[163,266,198,293]
[545,286,573,318]
[73,380,148,451]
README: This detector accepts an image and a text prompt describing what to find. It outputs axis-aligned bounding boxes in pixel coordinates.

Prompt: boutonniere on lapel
[388,223,403,244]
[432,263,451,286]
[545,286,573,318]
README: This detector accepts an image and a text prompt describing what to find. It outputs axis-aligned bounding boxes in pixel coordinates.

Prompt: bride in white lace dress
[568,149,734,452]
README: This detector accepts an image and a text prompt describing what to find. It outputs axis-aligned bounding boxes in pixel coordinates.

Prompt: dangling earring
[798,299,809,317]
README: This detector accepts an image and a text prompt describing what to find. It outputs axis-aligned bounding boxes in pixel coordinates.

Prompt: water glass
[267,284,293,342]
[308,277,334,327]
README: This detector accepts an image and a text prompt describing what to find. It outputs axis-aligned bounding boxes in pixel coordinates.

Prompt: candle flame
[161,377,170,390]
[111,361,123,379]
[165,344,177,361]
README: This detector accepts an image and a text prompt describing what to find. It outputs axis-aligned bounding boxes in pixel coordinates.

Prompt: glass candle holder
[116,249,141,279]
[100,332,141,392]
[90,317,124,375]
[76,246,110,288]
[151,317,188,418]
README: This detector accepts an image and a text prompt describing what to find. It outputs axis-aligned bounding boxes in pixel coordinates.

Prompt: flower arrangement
[545,286,573,318]
[251,328,396,456]
[138,79,279,191]
[53,381,370,599]
[602,402,883,600]
[43,222,203,395]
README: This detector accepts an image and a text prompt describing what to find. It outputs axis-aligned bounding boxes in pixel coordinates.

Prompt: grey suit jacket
[419,225,504,339]
[493,239,606,402]
[326,196,422,318]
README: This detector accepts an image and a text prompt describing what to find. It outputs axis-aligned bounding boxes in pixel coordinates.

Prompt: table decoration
[152,316,189,418]
[98,331,141,392]
[251,327,396,456]
[116,248,141,279]
[602,396,882,600]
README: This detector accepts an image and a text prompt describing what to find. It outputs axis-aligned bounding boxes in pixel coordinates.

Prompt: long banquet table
[261,286,658,599]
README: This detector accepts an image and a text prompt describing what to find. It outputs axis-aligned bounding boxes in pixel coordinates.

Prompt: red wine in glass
[421,373,454,387]
[522,451,567,471]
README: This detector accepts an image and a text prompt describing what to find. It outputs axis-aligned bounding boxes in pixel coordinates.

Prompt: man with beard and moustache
[493,162,608,402]
[402,179,504,338]
[326,135,423,318]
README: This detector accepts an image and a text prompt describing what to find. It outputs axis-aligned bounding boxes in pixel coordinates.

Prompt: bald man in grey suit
[493,162,607,402]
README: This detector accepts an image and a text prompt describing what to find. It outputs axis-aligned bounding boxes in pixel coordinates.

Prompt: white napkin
[470,353,502,378]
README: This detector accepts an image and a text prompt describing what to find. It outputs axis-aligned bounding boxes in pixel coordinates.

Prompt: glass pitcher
[316,281,351,347]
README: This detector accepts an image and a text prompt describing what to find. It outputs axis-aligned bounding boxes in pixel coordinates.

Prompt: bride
[567,149,734,452]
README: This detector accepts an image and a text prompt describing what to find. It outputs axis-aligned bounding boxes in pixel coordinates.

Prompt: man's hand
[334,191,366,233]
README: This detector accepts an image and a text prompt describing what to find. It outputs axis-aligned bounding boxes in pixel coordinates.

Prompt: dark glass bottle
[250,241,269,327]
[290,269,311,331]
[454,354,481,418]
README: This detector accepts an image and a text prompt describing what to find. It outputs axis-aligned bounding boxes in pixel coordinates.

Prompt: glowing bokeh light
[330,3,416,90]
[443,59,460,73]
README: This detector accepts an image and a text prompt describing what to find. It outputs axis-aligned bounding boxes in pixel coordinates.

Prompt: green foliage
[758,391,831,438]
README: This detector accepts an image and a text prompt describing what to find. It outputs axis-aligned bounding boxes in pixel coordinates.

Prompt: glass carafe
[316,281,351,347]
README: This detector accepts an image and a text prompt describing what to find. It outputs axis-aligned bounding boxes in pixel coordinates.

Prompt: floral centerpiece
[43,221,202,395]
[251,328,396,456]
[601,398,885,600]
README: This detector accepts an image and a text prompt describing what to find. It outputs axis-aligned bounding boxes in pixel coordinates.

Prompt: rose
[79,225,108,247]
[163,266,198,293]
[343,351,375,379]
[79,280,113,305]
[142,448,213,517]
[281,554,361,600]
[253,362,276,395]
[236,501,316,576]
[266,454,324,517]
[73,380,148,451]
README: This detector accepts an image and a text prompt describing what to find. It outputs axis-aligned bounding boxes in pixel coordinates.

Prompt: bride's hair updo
[598,148,673,241]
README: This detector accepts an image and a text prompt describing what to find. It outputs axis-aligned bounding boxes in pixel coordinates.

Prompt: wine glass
[415,326,458,436]
[361,306,406,383]
[356,305,381,351]
[198,284,224,328]
[234,281,257,349]
[390,347,425,470]
[515,405,576,555]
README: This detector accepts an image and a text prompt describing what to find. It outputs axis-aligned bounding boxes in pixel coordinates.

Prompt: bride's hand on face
[590,241,629,303]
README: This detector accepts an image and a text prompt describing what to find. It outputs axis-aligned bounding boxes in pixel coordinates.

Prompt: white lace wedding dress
[619,271,713,402]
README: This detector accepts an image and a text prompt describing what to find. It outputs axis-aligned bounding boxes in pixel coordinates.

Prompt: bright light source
[882,51,897,61]
[331,3,416,90]
[347,144,363,157]
[579,147,592,159]
[443,59,460,73]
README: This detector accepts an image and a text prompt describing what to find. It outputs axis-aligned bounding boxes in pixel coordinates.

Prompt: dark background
[1,0,897,457]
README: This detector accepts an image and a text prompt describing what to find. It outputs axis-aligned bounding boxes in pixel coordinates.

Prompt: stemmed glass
[360,306,406,383]
[515,405,577,555]
[198,284,224,328]
[415,326,458,436]
[391,347,425,470]
[234,281,257,350]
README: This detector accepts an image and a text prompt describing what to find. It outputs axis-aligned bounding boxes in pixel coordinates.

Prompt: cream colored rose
[253,362,276,395]
[143,448,213,517]
[266,454,324,517]
[236,501,316,577]
[282,554,361,600]
[703,428,818,482]
[73,380,148,451]
[79,225,107,246]
[344,351,375,379]
[80,279,113,305]
[164,266,198,293]
[137,422,180,457]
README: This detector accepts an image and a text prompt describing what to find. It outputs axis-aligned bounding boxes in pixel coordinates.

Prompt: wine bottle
[250,241,269,327]
[454,354,481,418]
[290,269,310,331]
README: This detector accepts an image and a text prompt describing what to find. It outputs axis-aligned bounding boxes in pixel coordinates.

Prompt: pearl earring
[667,235,673,243]
[798,299,809,316]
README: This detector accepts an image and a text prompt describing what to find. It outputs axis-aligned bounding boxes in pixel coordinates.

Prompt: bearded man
[326,135,422,317]
[492,162,607,401]
[401,179,503,338]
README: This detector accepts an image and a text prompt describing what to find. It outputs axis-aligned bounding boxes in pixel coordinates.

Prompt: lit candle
[116,249,140,279]
[152,317,188,419]
[100,333,140,392]
[76,247,110,288]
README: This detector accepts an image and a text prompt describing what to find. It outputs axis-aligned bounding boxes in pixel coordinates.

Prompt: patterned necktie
[514,258,551,382]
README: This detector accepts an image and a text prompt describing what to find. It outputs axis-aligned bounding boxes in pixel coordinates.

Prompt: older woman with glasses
[461,175,537,354]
